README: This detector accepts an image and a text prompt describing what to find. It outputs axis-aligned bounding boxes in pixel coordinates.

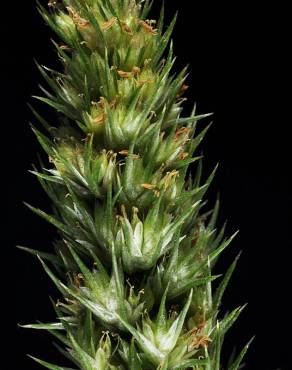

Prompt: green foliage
[21,0,251,369]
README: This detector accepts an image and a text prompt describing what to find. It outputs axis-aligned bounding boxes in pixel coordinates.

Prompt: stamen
[101,17,117,31]
[138,20,158,35]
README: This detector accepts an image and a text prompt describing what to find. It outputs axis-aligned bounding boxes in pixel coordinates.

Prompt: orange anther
[101,17,117,31]
[138,20,158,35]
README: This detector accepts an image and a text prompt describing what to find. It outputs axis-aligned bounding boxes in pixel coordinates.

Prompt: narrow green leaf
[208,193,220,231]
[24,203,73,237]
[68,332,97,370]
[28,103,52,132]
[153,12,178,67]
[129,339,143,370]
[33,96,76,120]
[38,256,67,296]
[156,285,169,331]
[157,0,165,33]
[60,283,117,327]
[21,322,64,330]
[31,125,55,157]
[66,242,98,293]
[220,305,247,336]
[213,322,222,370]
[118,316,165,365]
[28,355,75,370]
[213,252,242,311]
[168,113,213,127]
[209,231,239,264]
[171,358,209,370]
[229,337,255,370]
[164,289,193,351]
[111,243,124,301]
[175,183,207,204]
[29,170,63,185]
[169,275,220,299]
[17,245,62,266]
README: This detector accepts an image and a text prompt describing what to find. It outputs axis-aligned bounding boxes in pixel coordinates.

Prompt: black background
[2,1,290,369]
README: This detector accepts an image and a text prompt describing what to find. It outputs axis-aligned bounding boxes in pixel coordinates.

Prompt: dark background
[2,1,290,369]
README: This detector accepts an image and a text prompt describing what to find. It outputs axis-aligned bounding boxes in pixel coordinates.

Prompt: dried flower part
[176,84,189,99]
[67,7,90,29]
[132,66,141,76]
[101,17,117,31]
[188,334,212,351]
[119,149,140,159]
[136,78,155,86]
[141,183,160,197]
[92,113,106,125]
[138,19,158,35]
[121,22,134,35]
[118,66,142,79]
[179,151,189,160]
[161,170,179,190]
[117,69,132,78]
[48,0,58,7]
[141,183,156,190]
[59,44,72,51]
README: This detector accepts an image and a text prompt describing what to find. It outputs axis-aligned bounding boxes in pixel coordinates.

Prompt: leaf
[17,245,62,267]
[169,275,220,299]
[162,289,193,352]
[229,337,255,370]
[28,355,75,370]
[21,322,64,330]
[83,310,95,356]
[174,183,207,205]
[28,103,52,132]
[49,329,71,348]
[152,12,178,66]
[140,0,154,19]
[156,285,169,331]
[29,170,64,185]
[189,122,213,154]
[207,195,220,233]
[33,96,76,120]
[168,113,213,127]
[212,322,222,370]
[111,243,124,301]
[67,332,97,370]
[129,339,143,370]
[220,305,247,336]
[171,155,203,170]
[66,243,99,294]
[59,283,118,327]
[118,316,165,365]
[213,252,242,311]
[209,231,239,264]
[24,203,74,237]
[157,0,165,33]
[38,257,68,296]
[170,358,209,370]
[165,201,201,237]
[31,125,55,157]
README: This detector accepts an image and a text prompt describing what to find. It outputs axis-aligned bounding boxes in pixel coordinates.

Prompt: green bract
[20,1,252,369]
